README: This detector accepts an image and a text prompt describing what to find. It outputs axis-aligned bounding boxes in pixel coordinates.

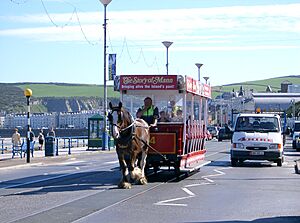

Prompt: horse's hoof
[138,177,148,185]
[118,182,132,189]
[131,167,142,181]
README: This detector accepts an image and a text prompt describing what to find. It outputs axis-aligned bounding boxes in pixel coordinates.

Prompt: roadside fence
[0,136,92,158]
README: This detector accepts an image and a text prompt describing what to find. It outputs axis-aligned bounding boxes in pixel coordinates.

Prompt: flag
[108,54,116,80]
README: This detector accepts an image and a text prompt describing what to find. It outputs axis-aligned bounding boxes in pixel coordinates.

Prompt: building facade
[3,110,102,129]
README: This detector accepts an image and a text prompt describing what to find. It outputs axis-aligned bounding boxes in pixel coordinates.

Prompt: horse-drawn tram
[112,74,211,175]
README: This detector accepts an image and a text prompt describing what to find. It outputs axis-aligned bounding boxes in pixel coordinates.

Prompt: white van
[230,113,284,166]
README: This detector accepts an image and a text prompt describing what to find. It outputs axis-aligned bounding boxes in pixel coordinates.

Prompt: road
[0,139,299,223]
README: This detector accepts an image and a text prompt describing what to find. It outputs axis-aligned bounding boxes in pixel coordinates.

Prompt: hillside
[212,75,300,98]
[16,83,119,98]
[0,83,118,114]
[1,76,300,113]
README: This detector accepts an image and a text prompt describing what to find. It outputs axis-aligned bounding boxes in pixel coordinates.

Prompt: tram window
[194,102,200,120]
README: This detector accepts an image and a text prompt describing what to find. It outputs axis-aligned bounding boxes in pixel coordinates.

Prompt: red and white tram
[113,74,211,173]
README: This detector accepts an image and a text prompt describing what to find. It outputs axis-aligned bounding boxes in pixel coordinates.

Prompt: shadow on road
[1,170,121,196]
[185,215,300,223]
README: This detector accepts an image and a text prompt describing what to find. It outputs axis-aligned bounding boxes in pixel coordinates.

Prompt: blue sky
[0,0,299,86]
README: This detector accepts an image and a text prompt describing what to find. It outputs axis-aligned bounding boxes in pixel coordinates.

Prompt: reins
[109,108,167,161]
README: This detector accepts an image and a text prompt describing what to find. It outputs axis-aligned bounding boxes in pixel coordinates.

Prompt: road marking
[155,167,232,207]
[203,177,214,183]
[154,196,193,207]
[105,160,119,164]
[181,187,195,196]
[184,182,211,188]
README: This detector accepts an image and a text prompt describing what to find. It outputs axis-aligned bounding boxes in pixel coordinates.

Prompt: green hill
[16,83,119,98]
[212,75,300,98]
[1,76,300,113]
[0,83,119,114]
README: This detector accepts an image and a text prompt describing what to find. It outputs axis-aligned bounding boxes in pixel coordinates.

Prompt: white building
[4,113,57,129]
[58,110,100,129]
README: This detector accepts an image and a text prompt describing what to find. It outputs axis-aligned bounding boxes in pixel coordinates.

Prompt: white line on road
[184,182,211,188]
[104,160,119,164]
[181,187,195,196]
[155,167,232,207]
[154,195,193,207]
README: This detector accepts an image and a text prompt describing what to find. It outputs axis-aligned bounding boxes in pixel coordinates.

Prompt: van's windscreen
[235,117,279,132]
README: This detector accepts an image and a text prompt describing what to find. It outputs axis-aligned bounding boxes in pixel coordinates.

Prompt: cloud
[1,3,300,47]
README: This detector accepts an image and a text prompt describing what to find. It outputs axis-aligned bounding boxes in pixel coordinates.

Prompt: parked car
[217,126,233,141]
[207,126,218,138]
[292,121,300,151]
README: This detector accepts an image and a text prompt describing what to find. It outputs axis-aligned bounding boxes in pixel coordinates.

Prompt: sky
[0,0,300,87]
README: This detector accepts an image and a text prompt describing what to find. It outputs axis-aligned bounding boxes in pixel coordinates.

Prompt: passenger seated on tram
[169,100,179,118]
[172,109,183,122]
[158,111,170,122]
[136,97,159,127]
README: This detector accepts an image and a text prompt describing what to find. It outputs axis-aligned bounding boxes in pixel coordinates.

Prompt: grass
[11,75,300,99]
[16,83,119,98]
[212,76,300,98]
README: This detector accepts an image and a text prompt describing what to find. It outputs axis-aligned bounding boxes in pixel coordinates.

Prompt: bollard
[68,138,71,155]
[77,138,79,147]
[56,138,59,156]
[1,139,4,154]
[64,138,66,148]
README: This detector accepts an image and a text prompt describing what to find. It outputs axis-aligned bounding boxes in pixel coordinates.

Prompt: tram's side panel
[147,123,206,171]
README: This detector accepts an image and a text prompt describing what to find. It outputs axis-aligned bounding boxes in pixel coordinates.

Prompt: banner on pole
[108,54,116,80]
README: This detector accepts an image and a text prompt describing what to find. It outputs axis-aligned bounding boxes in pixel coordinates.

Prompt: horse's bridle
[108,109,135,134]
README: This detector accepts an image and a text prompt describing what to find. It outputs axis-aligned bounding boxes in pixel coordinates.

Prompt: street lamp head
[162,41,173,48]
[203,76,210,84]
[195,63,203,69]
[99,0,112,6]
[24,88,32,97]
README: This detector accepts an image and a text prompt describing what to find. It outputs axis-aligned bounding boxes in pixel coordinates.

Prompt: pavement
[0,146,114,170]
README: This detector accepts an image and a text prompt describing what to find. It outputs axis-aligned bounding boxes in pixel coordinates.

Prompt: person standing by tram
[136,97,159,127]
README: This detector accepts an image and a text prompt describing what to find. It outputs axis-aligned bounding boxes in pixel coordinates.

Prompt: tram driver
[136,97,159,127]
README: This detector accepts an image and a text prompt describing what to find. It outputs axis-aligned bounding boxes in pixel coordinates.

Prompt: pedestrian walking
[47,127,56,137]
[38,129,45,150]
[12,128,21,147]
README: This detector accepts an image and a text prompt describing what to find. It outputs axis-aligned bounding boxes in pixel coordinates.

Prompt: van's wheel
[277,159,283,167]
[231,158,238,167]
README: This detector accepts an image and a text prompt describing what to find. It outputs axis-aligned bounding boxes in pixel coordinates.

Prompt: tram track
[0,160,118,196]
[2,165,183,223]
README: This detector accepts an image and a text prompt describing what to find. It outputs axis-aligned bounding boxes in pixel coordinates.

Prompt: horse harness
[109,113,167,161]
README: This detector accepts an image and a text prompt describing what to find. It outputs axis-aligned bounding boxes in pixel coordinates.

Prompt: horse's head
[108,102,133,139]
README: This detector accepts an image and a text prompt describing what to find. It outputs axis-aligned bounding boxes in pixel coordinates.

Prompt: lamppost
[24,88,32,163]
[162,41,173,75]
[195,63,203,81]
[203,76,209,84]
[100,0,112,150]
